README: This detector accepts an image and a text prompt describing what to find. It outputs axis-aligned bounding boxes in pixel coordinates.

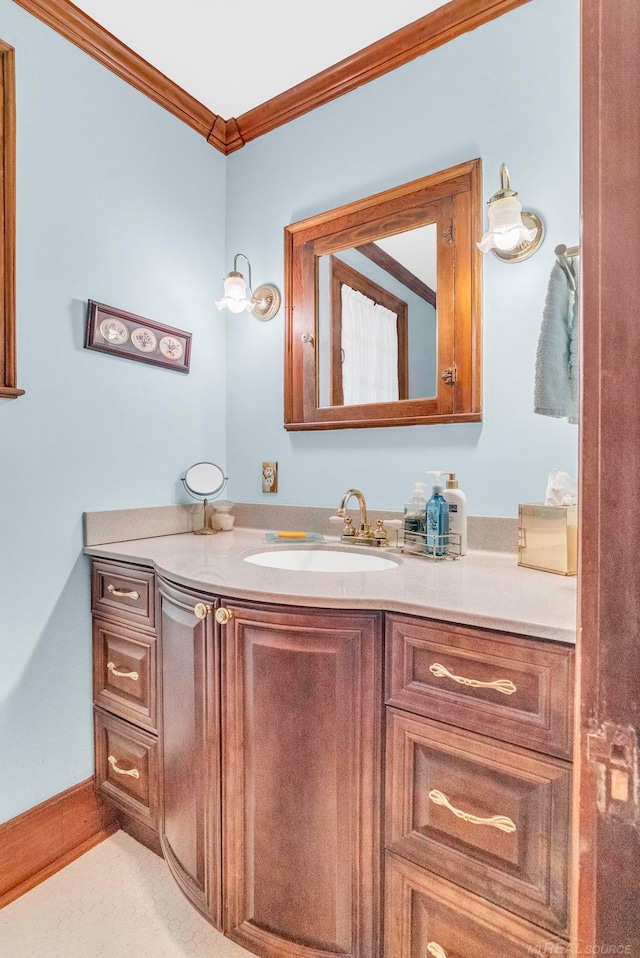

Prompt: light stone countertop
[84,528,577,644]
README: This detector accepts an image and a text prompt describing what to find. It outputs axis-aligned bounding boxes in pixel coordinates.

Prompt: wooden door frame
[576,0,640,953]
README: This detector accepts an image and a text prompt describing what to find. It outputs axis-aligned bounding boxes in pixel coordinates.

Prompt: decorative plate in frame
[131,327,158,353]
[159,335,185,361]
[85,301,192,373]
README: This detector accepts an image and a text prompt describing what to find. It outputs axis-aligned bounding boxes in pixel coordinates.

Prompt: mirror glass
[317,223,438,407]
[183,462,226,499]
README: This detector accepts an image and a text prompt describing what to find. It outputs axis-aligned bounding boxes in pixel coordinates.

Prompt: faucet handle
[373,520,388,543]
[329,514,356,536]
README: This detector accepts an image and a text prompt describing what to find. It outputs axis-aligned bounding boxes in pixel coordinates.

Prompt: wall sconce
[215,253,281,321]
[477,164,544,263]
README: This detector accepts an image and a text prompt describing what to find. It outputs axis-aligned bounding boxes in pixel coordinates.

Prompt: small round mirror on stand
[181,462,228,535]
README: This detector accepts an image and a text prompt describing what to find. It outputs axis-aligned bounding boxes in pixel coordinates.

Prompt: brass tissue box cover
[518,503,578,576]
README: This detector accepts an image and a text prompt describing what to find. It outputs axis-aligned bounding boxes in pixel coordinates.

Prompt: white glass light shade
[215,272,256,313]
[477,195,538,253]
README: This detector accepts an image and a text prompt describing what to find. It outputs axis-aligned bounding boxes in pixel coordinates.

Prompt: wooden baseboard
[0,778,117,909]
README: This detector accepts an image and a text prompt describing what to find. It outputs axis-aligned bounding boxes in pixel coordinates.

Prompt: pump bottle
[425,472,449,557]
[443,472,468,556]
[404,482,427,536]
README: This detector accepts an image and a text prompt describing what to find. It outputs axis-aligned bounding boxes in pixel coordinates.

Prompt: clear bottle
[443,473,467,556]
[404,482,427,536]
[425,472,450,556]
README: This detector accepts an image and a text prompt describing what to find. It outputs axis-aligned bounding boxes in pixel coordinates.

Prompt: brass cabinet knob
[194,602,212,620]
[215,607,233,625]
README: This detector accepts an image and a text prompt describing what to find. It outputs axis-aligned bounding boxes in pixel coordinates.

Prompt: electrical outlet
[262,462,278,493]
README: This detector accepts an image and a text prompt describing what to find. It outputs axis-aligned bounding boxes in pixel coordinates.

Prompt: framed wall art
[85,300,192,373]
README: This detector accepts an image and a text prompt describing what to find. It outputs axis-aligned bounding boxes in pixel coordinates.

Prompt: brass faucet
[336,489,389,547]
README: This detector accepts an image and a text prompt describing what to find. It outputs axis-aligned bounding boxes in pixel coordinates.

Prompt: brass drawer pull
[194,603,212,620]
[107,661,139,681]
[427,944,448,958]
[429,789,516,833]
[107,584,140,600]
[429,662,516,696]
[215,607,233,625]
[108,755,140,779]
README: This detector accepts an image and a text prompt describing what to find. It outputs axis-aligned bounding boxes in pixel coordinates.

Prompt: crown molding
[229,0,531,150]
[12,0,224,149]
[14,0,531,155]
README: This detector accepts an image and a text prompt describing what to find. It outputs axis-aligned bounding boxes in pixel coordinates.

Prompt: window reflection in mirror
[284,158,481,431]
[317,223,438,407]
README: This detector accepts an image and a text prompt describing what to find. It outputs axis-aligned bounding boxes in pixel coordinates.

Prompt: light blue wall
[0,1,226,822]
[225,0,580,516]
[0,0,580,825]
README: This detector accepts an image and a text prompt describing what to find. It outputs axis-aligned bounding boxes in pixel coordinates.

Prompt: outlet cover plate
[262,462,278,494]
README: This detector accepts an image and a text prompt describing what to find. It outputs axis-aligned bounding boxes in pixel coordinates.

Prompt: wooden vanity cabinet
[220,600,383,958]
[385,709,571,935]
[92,559,161,848]
[157,578,222,929]
[91,560,575,958]
[384,613,574,958]
[385,853,569,958]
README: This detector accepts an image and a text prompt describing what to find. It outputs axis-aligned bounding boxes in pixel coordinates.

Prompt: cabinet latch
[587,722,639,825]
[442,366,457,386]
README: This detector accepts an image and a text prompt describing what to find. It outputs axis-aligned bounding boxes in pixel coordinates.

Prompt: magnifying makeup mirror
[181,462,228,535]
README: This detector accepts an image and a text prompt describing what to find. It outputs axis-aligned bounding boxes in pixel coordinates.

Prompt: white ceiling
[73,0,446,118]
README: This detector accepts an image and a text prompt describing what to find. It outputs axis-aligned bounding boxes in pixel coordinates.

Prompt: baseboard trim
[0,777,117,909]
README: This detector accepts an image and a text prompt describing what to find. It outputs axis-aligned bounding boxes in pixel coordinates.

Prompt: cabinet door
[385,709,571,935]
[222,602,383,958]
[158,578,221,929]
[386,614,574,759]
[385,853,569,958]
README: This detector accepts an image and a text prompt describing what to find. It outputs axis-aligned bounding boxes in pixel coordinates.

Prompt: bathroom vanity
[87,530,575,958]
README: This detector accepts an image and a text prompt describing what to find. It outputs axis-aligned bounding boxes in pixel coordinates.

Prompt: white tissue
[545,468,578,507]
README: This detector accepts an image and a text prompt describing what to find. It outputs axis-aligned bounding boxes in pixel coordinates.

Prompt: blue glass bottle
[425,480,450,556]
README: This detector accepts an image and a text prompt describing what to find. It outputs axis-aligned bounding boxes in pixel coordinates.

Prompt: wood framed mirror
[284,159,482,430]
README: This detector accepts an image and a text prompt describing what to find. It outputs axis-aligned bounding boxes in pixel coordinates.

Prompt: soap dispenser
[443,473,468,556]
[425,472,450,557]
[404,482,427,535]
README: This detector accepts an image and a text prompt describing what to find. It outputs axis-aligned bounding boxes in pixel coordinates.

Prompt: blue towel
[534,260,579,424]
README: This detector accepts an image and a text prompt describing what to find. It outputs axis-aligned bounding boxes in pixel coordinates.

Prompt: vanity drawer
[92,560,155,631]
[385,614,574,758]
[93,619,157,731]
[385,709,571,934]
[94,709,158,829]
[385,853,569,958]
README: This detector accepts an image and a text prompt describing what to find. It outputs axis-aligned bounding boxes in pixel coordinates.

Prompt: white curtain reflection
[341,284,399,405]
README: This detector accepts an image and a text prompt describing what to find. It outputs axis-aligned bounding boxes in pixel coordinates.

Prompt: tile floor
[0,831,252,957]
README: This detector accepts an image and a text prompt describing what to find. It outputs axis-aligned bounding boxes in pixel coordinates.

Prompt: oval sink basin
[244,548,399,573]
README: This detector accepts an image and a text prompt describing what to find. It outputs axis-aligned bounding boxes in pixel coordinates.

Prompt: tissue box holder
[518,503,578,576]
